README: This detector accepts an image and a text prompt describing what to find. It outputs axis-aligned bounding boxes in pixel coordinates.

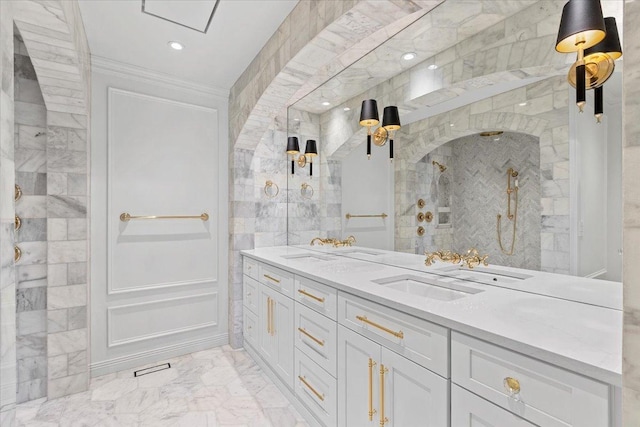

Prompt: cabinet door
[451,384,536,427]
[271,288,295,390]
[338,326,381,427]
[381,347,449,427]
[259,287,276,362]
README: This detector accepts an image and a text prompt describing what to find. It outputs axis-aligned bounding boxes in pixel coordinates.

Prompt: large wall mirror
[286,0,623,283]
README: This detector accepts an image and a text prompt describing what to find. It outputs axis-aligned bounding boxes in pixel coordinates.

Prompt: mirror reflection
[287,0,623,283]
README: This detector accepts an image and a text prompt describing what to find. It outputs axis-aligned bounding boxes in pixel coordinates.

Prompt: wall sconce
[286,136,300,175]
[583,16,622,122]
[360,101,401,161]
[359,99,379,159]
[555,0,606,112]
[285,136,319,176]
[304,139,318,177]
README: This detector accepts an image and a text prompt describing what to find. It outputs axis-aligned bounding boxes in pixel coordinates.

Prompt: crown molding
[91,55,229,99]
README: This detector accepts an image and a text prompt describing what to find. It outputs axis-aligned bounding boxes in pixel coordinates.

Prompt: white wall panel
[107,88,218,293]
[107,292,218,347]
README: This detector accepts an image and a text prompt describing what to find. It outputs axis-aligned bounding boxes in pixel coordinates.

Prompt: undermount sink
[373,274,483,301]
[339,249,383,256]
[433,265,532,285]
[282,253,335,262]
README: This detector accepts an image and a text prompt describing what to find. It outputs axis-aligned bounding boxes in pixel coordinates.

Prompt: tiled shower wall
[450,133,541,270]
[14,35,48,404]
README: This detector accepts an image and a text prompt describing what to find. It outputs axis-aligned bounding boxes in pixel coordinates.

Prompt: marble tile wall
[13,36,48,404]
[1,1,18,424]
[1,1,90,421]
[392,77,568,274]
[450,133,541,269]
[623,0,640,422]
[228,0,440,347]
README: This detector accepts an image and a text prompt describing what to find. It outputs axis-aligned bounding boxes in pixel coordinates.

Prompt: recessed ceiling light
[427,64,438,70]
[450,123,455,127]
[322,101,331,106]
[294,118,300,121]
[519,102,527,106]
[402,52,417,61]
[168,41,184,50]
[344,107,351,111]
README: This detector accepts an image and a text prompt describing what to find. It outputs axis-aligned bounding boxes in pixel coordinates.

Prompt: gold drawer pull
[356,315,404,339]
[298,375,324,401]
[298,289,325,303]
[298,327,325,346]
[15,215,21,231]
[14,246,22,263]
[380,364,389,426]
[15,184,22,201]
[264,274,280,284]
[368,358,377,420]
[504,377,521,395]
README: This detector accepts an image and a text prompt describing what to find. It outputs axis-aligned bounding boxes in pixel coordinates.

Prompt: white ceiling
[78,0,298,91]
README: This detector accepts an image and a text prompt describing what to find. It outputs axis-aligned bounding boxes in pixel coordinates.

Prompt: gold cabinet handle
[267,297,272,334]
[298,289,325,303]
[368,358,377,421]
[504,377,521,395]
[264,274,280,284]
[15,215,21,231]
[380,365,389,426]
[15,184,22,202]
[298,375,325,402]
[356,315,404,339]
[14,246,22,263]
[270,298,276,336]
[298,327,325,346]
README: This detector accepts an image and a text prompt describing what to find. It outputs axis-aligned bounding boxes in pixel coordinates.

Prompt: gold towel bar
[120,213,209,222]
[346,213,388,220]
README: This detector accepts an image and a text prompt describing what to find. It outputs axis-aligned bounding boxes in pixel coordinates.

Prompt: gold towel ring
[264,180,279,198]
[301,183,314,199]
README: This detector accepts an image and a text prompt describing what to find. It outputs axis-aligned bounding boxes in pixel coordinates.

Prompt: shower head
[432,160,447,172]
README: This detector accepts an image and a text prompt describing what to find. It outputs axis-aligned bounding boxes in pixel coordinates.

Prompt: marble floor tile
[16,346,308,427]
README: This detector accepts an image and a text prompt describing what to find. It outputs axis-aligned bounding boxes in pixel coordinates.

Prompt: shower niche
[435,170,451,228]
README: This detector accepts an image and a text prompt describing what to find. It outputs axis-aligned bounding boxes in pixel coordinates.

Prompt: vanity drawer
[243,276,259,315]
[295,348,337,427]
[295,275,338,320]
[243,308,259,349]
[451,384,535,427]
[259,263,294,297]
[451,332,610,427]
[338,293,449,377]
[295,303,337,377]
[243,257,259,281]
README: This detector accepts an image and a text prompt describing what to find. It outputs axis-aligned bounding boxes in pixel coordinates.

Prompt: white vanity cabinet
[258,284,294,389]
[337,325,448,427]
[241,252,620,427]
[451,332,611,427]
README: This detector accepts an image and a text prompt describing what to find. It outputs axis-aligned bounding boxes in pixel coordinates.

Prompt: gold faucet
[310,235,356,248]
[425,247,488,269]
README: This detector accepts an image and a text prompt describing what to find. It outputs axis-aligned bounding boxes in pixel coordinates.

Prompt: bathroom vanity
[241,246,622,427]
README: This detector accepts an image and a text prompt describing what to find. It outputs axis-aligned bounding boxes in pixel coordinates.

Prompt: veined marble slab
[243,245,622,386]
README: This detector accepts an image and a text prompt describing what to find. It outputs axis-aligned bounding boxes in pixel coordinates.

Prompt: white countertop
[242,245,622,386]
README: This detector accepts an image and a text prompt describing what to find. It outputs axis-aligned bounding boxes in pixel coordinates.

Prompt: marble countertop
[242,245,622,387]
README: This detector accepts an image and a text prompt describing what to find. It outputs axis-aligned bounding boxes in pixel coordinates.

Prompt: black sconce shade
[556,0,605,53]
[359,99,379,127]
[305,140,318,157]
[286,136,300,154]
[382,106,401,131]
[585,17,622,60]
